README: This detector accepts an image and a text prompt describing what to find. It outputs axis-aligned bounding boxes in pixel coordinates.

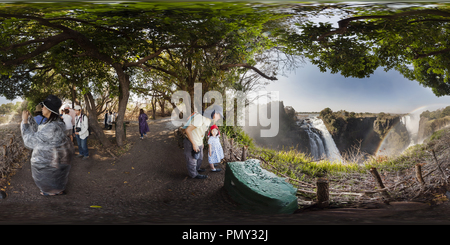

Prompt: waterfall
[400,114,420,146]
[298,115,342,162]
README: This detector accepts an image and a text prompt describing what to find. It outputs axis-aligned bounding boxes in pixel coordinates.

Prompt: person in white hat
[74,105,89,160]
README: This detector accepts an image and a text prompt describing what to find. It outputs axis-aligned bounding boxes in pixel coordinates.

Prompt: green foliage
[365,143,428,172]
[219,124,254,149]
[284,4,450,97]
[250,146,364,180]
[421,106,450,120]
[0,101,21,115]
[0,2,291,115]
[429,128,447,141]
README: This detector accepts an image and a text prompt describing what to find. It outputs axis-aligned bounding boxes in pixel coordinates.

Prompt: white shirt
[189,114,212,146]
[62,114,73,130]
[75,114,89,139]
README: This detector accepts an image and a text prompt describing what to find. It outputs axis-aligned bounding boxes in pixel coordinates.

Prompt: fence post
[241,145,248,161]
[415,163,425,185]
[370,167,390,199]
[229,138,234,160]
[222,133,228,161]
[316,177,329,208]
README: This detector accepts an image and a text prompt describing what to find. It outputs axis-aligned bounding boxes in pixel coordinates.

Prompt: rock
[224,159,298,214]
[0,190,6,199]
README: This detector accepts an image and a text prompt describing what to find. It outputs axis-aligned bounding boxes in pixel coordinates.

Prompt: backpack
[175,111,200,149]
[181,112,200,130]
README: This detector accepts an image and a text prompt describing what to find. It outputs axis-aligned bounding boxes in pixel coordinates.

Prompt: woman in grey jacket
[21,95,74,196]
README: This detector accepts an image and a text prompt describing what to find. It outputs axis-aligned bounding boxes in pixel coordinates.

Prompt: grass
[223,122,429,191]
[249,146,363,179]
[247,142,425,184]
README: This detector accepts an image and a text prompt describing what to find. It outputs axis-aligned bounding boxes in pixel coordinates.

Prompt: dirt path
[1,117,450,225]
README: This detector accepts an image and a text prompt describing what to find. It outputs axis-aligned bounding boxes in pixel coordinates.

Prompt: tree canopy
[286,3,450,96]
[2,2,450,148]
[0,2,293,147]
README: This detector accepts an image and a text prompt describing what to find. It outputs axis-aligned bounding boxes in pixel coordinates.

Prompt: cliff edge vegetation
[418,106,450,143]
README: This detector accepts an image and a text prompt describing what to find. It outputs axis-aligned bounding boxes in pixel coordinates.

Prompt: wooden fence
[212,131,449,207]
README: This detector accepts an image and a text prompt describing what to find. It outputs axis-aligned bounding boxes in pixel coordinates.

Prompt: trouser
[183,138,203,178]
[76,135,89,157]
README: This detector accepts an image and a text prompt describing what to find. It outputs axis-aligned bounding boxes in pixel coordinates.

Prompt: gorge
[245,102,450,163]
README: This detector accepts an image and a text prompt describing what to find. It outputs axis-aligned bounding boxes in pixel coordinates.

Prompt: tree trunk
[113,64,130,147]
[158,98,165,116]
[84,92,113,148]
[151,92,157,119]
[71,83,78,109]
[316,177,329,208]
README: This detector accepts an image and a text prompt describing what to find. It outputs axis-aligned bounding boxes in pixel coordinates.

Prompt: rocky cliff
[244,104,411,158]
[243,101,310,153]
[321,112,410,156]
[418,116,450,143]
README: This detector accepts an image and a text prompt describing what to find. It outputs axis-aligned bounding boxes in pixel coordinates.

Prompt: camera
[75,127,81,132]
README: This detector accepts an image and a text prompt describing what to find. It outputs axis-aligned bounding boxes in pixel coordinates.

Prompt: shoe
[82,156,89,160]
[76,154,84,158]
[194,174,207,179]
[197,168,206,172]
[41,191,66,196]
[211,168,221,172]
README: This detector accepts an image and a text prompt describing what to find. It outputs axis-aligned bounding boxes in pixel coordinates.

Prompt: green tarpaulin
[224,159,298,214]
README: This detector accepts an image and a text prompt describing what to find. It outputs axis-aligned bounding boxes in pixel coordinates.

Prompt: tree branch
[316,9,450,42]
[414,48,450,59]
[219,63,278,80]
[2,33,71,66]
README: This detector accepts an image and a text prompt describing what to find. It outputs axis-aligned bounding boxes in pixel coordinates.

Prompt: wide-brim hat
[203,104,224,119]
[41,94,62,115]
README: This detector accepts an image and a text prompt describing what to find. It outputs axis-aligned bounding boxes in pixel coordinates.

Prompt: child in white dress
[208,124,224,172]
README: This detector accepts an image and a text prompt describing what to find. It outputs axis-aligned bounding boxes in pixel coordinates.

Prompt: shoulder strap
[76,114,86,125]
[181,112,199,129]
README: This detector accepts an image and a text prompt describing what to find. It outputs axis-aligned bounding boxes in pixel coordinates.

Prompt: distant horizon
[262,60,450,116]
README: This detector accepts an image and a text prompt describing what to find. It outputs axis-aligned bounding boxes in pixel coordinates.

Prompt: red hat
[208,124,220,136]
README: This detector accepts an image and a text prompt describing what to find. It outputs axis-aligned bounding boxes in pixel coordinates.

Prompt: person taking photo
[74,105,89,160]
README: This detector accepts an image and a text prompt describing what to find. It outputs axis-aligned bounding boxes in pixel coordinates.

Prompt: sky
[0,96,22,106]
[261,7,450,115]
[263,61,450,114]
